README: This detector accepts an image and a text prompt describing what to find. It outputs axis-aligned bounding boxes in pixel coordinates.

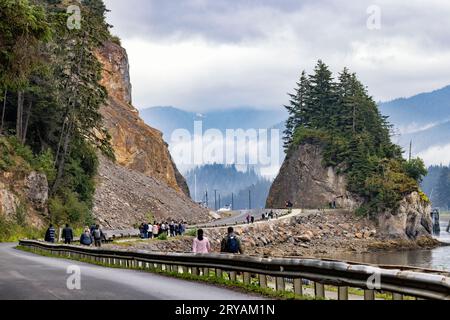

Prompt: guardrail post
[203,268,210,277]
[393,293,404,300]
[230,271,237,282]
[182,266,188,274]
[259,274,268,289]
[338,287,348,300]
[276,277,285,292]
[364,290,375,300]
[216,268,223,279]
[192,267,199,276]
[314,282,325,299]
[294,278,303,296]
[243,272,251,285]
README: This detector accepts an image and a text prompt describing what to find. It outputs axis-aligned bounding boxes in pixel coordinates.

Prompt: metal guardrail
[19,240,450,300]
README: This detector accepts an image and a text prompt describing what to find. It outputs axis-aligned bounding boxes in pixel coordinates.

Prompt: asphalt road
[0,243,258,300]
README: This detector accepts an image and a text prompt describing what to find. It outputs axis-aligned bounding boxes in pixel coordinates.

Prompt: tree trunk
[22,99,32,144]
[0,89,7,135]
[52,119,73,195]
[16,91,24,141]
[352,104,356,133]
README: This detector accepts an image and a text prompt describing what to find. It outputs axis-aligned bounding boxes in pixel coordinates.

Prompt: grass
[0,218,44,243]
[16,245,317,300]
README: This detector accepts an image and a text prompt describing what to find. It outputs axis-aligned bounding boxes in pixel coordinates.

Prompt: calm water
[331,216,450,271]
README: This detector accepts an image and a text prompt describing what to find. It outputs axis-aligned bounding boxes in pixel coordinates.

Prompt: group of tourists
[192,227,243,255]
[139,221,186,239]
[44,223,105,247]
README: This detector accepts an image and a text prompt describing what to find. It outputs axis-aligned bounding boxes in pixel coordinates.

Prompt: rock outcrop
[0,170,48,228]
[266,144,360,210]
[96,41,190,196]
[267,143,433,240]
[92,41,208,227]
[377,192,433,240]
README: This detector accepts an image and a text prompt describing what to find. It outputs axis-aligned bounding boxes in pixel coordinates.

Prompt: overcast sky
[103,0,450,112]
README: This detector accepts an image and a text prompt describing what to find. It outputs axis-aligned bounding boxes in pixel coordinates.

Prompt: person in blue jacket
[80,228,93,246]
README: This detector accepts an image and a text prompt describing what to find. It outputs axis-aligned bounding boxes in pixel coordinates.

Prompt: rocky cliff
[267,143,434,241]
[266,144,361,210]
[93,41,207,225]
[95,41,189,196]
[0,170,48,229]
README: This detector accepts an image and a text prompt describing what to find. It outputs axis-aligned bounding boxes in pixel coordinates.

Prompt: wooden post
[230,271,237,282]
[314,282,325,299]
[259,274,268,289]
[294,279,303,296]
[276,277,286,292]
[192,267,199,276]
[243,272,251,285]
[364,290,375,300]
[393,293,404,300]
[216,269,223,278]
[338,287,349,300]
[182,266,188,274]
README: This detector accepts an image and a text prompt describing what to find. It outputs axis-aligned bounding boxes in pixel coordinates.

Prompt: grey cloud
[102,0,450,111]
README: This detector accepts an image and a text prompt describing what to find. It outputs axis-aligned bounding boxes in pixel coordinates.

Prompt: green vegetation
[0,216,43,242]
[0,0,119,234]
[157,233,168,241]
[283,61,428,216]
[186,228,198,237]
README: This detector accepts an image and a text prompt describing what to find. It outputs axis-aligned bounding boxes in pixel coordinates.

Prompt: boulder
[24,172,48,210]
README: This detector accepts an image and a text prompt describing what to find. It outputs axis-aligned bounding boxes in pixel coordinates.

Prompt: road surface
[0,243,258,300]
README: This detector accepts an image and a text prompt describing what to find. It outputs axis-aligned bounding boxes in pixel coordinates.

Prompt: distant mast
[409,140,413,161]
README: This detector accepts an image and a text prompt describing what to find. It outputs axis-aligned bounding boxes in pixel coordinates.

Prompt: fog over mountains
[142,84,450,169]
[140,85,450,207]
[379,85,450,165]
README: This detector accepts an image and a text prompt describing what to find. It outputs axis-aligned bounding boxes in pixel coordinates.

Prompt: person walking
[143,222,150,239]
[44,224,56,243]
[62,224,74,244]
[251,216,255,224]
[152,223,159,238]
[447,220,450,233]
[92,225,104,247]
[221,227,243,254]
[80,228,93,246]
[180,222,186,236]
[192,229,211,254]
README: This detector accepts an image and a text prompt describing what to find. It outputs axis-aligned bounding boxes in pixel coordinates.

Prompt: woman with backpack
[192,229,211,254]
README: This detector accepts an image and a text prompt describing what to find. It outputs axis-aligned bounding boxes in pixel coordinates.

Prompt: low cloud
[104,0,450,111]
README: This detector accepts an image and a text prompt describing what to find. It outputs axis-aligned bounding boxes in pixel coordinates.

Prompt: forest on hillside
[0,0,117,238]
[282,61,428,216]
[185,164,271,210]
[422,165,450,210]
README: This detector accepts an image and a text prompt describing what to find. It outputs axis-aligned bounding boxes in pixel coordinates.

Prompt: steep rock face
[266,144,360,210]
[93,156,209,229]
[0,171,48,228]
[267,143,433,240]
[377,192,433,240]
[91,41,208,227]
[95,41,189,196]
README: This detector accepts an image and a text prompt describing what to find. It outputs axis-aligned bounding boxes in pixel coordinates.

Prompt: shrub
[186,228,197,237]
[157,233,168,241]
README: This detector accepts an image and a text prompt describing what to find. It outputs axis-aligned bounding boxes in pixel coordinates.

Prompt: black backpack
[226,236,239,253]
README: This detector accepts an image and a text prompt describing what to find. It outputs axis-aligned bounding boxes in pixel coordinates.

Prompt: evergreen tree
[435,167,450,209]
